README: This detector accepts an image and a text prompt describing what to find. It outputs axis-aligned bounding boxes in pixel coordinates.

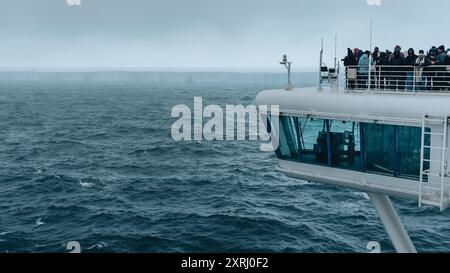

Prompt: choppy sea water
[1,80,450,253]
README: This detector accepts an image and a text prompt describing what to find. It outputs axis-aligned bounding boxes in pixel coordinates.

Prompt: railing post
[413,67,416,93]
[346,67,348,90]
[325,120,332,167]
[378,66,381,90]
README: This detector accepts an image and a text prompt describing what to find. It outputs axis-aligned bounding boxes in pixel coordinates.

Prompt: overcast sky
[1,0,449,71]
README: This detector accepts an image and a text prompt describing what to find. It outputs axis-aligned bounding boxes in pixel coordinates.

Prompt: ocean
[1,74,450,253]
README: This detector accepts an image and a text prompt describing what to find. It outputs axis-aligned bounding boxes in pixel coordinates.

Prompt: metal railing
[344,65,450,93]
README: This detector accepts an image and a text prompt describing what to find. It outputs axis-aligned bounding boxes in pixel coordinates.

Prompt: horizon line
[0,67,318,73]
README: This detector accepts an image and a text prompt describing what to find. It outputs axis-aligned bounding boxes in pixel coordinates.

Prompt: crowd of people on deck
[343,45,450,91]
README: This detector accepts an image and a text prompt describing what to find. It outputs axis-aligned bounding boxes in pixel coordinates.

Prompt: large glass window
[363,123,395,176]
[362,124,430,178]
[397,126,430,179]
[277,116,299,160]
[270,114,426,181]
[300,118,328,165]
[329,121,362,171]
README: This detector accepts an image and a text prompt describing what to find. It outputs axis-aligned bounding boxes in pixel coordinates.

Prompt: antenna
[370,18,373,51]
[335,34,339,91]
[319,38,324,90]
[368,19,373,91]
[280,55,293,91]
[334,34,337,70]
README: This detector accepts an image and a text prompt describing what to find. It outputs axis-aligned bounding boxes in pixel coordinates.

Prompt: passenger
[388,45,405,90]
[378,51,388,65]
[353,48,360,63]
[428,53,438,90]
[404,48,418,91]
[344,48,357,66]
[358,50,371,89]
[372,47,380,63]
[436,45,448,90]
[377,52,389,89]
[385,50,392,58]
[428,46,438,59]
[445,49,450,90]
[436,45,447,63]
[414,50,430,91]
[384,50,392,88]
[404,48,418,64]
[358,49,364,60]
[446,49,450,65]
[371,47,380,88]
[343,48,358,89]
[430,55,437,64]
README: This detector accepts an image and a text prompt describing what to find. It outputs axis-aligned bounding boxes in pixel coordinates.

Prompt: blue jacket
[358,54,370,74]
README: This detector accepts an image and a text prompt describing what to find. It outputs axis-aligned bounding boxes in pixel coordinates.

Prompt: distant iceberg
[0,71,326,86]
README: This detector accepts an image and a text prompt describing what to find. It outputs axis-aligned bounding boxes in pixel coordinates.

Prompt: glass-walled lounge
[271,115,430,181]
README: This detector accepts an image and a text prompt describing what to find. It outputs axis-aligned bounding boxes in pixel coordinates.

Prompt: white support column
[368,193,417,253]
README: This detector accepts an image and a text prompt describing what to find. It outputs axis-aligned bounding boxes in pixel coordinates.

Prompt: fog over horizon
[1,0,450,71]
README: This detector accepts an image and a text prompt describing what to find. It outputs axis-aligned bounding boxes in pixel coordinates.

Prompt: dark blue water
[1,80,450,253]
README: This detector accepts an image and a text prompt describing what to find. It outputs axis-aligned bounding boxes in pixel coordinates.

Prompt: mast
[334,34,337,70]
[368,19,373,91]
[319,38,324,90]
[335,34,339,91]
[370,19,373,52]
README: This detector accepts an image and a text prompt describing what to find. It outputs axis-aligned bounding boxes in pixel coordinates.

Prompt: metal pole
[334,34,337,70]
[369,19,373,54]
[319,39,324,90]
[287,63,291,85]
[368,192,417,253]
[368,19,373,91]
[335,35,340,91]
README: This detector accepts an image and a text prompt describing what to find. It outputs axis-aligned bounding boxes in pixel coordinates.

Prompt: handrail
[344,65,450,93]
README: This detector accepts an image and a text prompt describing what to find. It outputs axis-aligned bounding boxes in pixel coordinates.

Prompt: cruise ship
[256,49,450,253]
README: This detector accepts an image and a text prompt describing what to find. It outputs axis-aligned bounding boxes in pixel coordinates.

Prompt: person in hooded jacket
[344,48,357,66]
[372,47,380,63]
[435,45,448,89]
[343,48,358,89]
[388,45,405,90]
[358,51,371,89]
[377,52,389,89]
[404,48,418,90]
[371,47,381,88]
[353,48,360,63]
[436,45,447,64]
[413,50,431,91]
[444,50,450,90]
[404,48,418,66]
[426,49,438,90]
